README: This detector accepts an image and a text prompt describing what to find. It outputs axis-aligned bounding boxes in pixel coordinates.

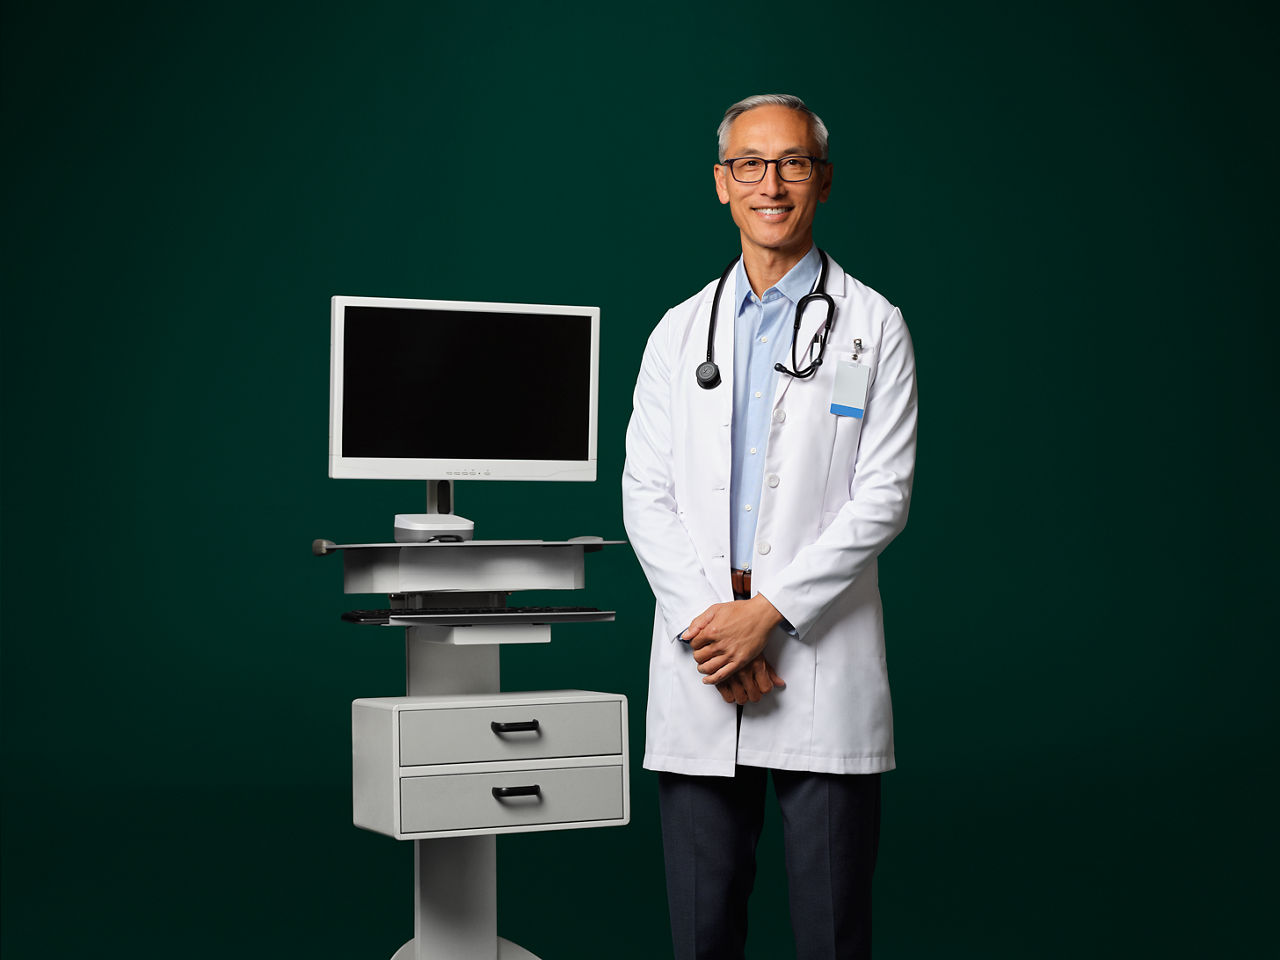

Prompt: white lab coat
[622,253,918,776]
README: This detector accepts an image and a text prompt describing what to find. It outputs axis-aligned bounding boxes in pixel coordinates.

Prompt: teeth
[756,207,789,215]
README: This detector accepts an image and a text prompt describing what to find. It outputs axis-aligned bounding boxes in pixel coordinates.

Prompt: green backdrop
[3,1,1275,956]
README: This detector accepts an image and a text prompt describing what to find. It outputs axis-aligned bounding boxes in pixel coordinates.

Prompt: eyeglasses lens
[730,157,814,183]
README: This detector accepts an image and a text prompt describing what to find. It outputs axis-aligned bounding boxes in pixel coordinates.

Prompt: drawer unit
[399,699,622,766]
[353,690,629,840]
[401,764,623,834]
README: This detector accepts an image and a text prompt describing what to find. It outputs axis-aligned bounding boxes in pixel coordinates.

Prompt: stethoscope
[695,248,836,390]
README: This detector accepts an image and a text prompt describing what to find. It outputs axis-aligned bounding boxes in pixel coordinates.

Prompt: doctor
[622,94,918,959]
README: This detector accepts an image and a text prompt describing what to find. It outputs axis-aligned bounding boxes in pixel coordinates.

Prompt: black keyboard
[341,605,614,625]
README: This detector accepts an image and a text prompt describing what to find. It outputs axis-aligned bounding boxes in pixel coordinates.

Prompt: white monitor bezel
[329,294,599,481]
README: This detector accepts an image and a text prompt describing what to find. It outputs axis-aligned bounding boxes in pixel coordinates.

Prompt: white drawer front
[399,700,622,766]
[400,764,624,835]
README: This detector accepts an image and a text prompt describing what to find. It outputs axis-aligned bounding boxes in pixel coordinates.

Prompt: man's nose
[759,162,786,195]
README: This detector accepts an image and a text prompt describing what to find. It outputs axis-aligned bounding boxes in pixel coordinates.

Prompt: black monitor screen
[341,305,593,461]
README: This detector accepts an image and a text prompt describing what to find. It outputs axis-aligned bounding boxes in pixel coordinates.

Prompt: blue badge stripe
[830,403,864,419]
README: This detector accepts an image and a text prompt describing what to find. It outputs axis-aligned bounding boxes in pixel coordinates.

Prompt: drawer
[399,700,622,766]
[400,764,624,834]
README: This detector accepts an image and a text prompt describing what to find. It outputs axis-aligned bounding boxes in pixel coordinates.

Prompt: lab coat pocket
[826,411,864,503]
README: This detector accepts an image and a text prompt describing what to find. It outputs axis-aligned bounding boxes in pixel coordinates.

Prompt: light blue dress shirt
[730,245,822,572]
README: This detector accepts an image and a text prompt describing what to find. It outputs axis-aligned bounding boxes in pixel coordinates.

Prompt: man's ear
[819,162,834,203]
[714,163,730,204]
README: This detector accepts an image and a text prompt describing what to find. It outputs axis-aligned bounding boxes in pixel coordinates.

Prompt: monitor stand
[394,479,475,542]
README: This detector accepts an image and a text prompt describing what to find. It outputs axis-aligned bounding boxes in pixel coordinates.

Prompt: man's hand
[683,594,785,685]
[716,656,786,704]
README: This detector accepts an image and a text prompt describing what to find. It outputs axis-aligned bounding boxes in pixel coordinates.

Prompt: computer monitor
[330,295,600,539]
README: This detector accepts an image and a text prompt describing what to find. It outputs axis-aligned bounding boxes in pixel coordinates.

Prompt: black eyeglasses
[721,155,825,183]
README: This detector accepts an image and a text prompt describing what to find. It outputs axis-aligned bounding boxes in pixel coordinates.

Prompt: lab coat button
[772,409,786,423]
[766,474,780,488]
[756,541,771,555]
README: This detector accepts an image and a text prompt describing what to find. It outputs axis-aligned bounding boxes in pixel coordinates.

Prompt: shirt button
[754,391,762,399]
[749,447,757,455]
[760,336,768,343]
[772,409,786,423]
[757,541,771,555]
[766,474,780,488]
[744,504,752,512]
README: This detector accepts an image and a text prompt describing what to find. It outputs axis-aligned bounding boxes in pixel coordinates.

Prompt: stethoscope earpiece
[697,250,835,390]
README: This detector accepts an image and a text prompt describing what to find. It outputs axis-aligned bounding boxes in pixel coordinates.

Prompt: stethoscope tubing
[697,249,836,389]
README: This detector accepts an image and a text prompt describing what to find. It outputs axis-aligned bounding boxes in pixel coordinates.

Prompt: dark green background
[3,0,1276,956]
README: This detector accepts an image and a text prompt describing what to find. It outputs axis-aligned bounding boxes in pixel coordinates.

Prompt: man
[621,94,918,959]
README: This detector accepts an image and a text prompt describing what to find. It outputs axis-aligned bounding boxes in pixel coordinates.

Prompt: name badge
[830,360,870,418]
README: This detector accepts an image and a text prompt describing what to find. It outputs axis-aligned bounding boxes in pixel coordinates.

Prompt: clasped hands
[682,594,786,705]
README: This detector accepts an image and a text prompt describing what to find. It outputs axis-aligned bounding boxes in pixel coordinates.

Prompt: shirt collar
[734,245,823,316]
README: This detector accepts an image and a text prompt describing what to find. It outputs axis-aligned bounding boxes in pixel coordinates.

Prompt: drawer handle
[492,784,542,800]
[490,720,540,734]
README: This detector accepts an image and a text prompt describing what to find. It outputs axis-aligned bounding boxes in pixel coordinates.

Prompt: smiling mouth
[753,206,793,216]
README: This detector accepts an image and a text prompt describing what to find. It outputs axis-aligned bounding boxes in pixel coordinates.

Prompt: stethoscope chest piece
[695,361,721,389]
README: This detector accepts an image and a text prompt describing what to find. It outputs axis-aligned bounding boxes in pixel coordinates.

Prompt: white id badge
[830,360,870,418]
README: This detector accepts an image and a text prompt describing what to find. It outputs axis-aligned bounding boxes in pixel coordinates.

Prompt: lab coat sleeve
[764,306,918,638]
[622,315,722,640]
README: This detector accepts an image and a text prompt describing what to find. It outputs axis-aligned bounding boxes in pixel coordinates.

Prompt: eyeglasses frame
[719,155,828,183]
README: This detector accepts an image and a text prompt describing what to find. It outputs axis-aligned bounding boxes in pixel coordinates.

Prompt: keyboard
[341,605,615,625]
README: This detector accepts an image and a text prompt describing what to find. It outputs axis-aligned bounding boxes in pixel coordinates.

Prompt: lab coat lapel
[714,274,738,406]
[689,284,735,561]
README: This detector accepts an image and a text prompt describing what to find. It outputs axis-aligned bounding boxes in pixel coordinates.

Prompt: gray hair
[716,94,829,162]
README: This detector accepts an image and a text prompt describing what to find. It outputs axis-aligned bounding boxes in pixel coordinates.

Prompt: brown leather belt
[731,568,752,597]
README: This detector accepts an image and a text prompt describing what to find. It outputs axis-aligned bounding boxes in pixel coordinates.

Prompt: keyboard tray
[342,607,615,626]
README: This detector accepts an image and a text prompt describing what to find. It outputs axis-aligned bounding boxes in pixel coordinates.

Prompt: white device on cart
[329,294,600,541]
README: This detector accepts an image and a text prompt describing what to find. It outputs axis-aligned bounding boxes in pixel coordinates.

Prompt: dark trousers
[658,765,881,960]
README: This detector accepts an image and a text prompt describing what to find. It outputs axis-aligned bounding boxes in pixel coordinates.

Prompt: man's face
[713,104,833,261]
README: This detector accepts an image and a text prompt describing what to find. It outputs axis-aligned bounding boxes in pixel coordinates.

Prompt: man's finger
[702,660,743,684]
[737,672,764,703]
[690,602,724,630]
[751,658,772,694]
[697,654,731,676]
[681,607,716,641]
[765,661,786,687]
[688,629,720,650]
[691,642,723,663]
